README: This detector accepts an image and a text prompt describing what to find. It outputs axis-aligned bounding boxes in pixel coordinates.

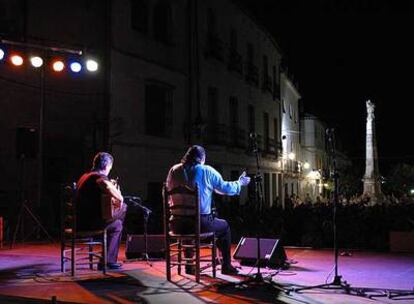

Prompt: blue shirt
[166,163,241,215]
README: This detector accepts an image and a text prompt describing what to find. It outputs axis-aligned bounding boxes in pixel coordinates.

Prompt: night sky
[239,0,414,174]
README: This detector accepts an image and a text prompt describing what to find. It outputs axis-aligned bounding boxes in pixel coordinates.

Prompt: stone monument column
[363,100,383,203]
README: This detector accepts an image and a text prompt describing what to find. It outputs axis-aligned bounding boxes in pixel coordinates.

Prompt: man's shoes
[98,262,123,270]
[185,265,196,275]
[221,264,239,275]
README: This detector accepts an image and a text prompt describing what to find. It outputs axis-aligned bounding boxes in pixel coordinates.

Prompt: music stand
[124,196,154,266]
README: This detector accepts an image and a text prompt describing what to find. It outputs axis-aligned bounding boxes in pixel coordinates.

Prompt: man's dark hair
[181,145,205,166]
[92,152,114,171]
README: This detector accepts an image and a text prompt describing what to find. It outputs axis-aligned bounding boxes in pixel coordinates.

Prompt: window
[273,118,279,142]
[247,105,255,134]
[263,112,269,150]
[153,0,173,43]
[263,55,268,77]
[272,65,279,100]
[131,0,148,33]
[229,97,238,128]
[207,87,219,125]
[145,82,173,137]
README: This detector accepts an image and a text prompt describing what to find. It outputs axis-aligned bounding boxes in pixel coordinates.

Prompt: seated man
[166,145,250,275]
[75,152,126,269]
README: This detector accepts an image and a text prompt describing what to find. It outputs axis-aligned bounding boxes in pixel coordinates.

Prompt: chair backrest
[61,182,77,236]
[162,183,200,235]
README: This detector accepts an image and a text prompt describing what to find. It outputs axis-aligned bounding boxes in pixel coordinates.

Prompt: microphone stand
[125,197,153,266]
[291,128,351,293]
[219,133,289,294]
[289,129,414,301]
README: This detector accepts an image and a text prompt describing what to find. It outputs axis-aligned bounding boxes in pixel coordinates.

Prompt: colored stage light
[52,60,65,72]
[0,48,4,60]
[86,59,98,72]
[30,56,43,68]
[70,61,82,73]
[11,54,24,66]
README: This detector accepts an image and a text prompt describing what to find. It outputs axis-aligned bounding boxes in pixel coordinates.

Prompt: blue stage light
[70,62,82,73]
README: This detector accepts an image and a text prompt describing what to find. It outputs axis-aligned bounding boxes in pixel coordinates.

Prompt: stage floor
[0,243,413,303]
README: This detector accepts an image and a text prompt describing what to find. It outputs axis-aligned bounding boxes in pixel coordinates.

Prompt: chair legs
[60,232,107,276]
[102,230,107,275]
[165,235,217,283]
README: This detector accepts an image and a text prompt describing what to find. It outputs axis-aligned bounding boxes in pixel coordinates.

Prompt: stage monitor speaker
[16,127,38,159]
[233,237,287,269]
[125,234,165,259]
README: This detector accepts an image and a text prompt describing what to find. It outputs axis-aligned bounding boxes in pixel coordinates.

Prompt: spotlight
[0,48,4,61]
[30,56,43,68]
[70,61,82,73]
[86,59,98,72]
[52,60,65,72]
[303,162,310,169]
[11,54,24,66]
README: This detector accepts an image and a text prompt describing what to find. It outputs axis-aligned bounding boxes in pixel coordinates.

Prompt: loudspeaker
[233,237,287,269]
[16,127,38,159]
[125,234,165,259]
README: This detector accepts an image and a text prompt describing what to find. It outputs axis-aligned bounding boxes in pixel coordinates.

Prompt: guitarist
[76,152,126,269]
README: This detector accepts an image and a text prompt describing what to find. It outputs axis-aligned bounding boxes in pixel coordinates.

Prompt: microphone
[124,195,142,201]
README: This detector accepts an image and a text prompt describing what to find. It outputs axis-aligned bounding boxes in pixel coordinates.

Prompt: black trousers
[104,204,127,264]
[170,214,232,268]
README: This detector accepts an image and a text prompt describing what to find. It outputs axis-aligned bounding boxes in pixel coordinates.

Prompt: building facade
[300,113,329,201]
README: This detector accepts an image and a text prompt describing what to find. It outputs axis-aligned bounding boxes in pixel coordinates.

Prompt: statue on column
[363,100,383,204]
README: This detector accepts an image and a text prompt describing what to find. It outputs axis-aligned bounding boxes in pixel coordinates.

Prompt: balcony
[263,138,278,157]
[245,63,259,86]
[228,49,243,75]
[205,34,224,61]
[205,123,227,145]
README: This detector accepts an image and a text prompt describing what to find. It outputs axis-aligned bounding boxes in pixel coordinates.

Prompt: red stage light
[52,60,65,72]
[10,54,24,66]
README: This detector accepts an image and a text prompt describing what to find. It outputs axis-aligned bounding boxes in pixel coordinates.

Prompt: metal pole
[37,66,45,208]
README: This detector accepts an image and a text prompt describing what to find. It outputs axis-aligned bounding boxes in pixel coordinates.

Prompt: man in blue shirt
[166,145,250,275]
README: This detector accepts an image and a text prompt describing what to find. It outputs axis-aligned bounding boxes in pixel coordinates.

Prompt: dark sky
[239,0,414,173]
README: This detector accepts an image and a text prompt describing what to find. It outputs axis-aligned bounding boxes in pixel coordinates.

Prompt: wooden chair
[60,183,107,276]
[162,183,217,283]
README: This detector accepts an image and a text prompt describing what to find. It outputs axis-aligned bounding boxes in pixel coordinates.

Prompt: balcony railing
[263,138,277,157]
[228,49,243,74]
[205,34,224,61]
